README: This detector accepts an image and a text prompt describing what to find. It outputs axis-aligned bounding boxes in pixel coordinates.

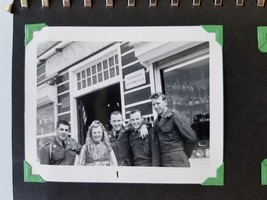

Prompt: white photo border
[25,26,223,184]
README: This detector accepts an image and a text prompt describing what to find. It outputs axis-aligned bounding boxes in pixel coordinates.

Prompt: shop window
[161,57,209,143]
[37,103,55,135]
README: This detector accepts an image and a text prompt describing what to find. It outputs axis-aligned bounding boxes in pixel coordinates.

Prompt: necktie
[62,141,66,149]
[115,131,120,140]
[158,115,162,122]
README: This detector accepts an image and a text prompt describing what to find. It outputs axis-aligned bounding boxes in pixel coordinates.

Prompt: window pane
[92,65,96,74]
[82,70,86,79]
[115,54,118,64]
[57,72,69,84]
[82,80,86,88]
[37,65,46,77]
[87,77,91,86]
[58,93,70,113]
[116,65,119,76]
[103,60,108,70]
[93,75,97,84]
[97,63,102,72]
[57,82,69,94]
[98,73,103,82]
[104,70,109,80]
[77,73,81,81]
[37,74,46,83]
[58,113,71,122]
[110,67,115,78]
[109,57,114,67]
[87,68,91,77]
[77,82,81,90]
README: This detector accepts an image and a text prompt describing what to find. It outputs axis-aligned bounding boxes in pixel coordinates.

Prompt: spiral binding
[19,0,266,8]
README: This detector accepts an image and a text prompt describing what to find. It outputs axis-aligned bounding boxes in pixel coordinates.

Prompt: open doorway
[77,83,121,144]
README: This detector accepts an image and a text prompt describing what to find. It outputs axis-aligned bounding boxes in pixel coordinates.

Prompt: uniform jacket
[154,108,197,167]
[39,137,82,165]
[107,127,133,166]
[130,127,160,166]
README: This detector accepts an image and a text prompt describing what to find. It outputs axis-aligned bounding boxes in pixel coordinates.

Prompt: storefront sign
[125,69,146,89]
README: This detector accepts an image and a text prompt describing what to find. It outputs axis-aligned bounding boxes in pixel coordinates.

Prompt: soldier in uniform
[107,111,149,166]
[150,92,197,167]
[39,120,82,165]
[129,109,160,166]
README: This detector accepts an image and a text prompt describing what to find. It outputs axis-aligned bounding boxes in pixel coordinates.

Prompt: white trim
[58,70,69,77]
[57,79,69,87]
[148,64,158,118]
[37,73,46,79]
[155,48,209,71]
[37,72,59,86]
[69,68,79,141]
[57,111,71,116]
[117,44,126,119]
[130,41,204,66]
[57,90,70,96]
[121,60,139,69]
[164,55,209,72]
[121,48,135,57]
[123,84,151,95]
[124,99,151,108]
[36,132,56,139]
[154,66,163,94]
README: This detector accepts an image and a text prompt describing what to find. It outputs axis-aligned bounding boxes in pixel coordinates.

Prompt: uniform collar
[161,108,168,117]
[112,128,123,140]
[157,108,175,128]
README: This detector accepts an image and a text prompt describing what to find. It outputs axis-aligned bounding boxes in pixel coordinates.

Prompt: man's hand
[140,124,149,139]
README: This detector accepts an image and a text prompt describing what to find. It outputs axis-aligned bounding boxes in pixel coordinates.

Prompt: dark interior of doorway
[77,83,121,144]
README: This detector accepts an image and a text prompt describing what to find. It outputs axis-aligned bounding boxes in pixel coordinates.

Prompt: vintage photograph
[25,27,223,183]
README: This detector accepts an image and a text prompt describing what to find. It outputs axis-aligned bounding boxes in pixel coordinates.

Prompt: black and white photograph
[25,26,223,183]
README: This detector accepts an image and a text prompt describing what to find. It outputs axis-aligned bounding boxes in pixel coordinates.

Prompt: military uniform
[130,127,160,166]
[107,127,133,166]
[39,137,81,165]
[154,108,197,167]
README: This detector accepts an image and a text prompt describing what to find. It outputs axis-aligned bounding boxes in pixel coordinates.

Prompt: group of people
[40,92,197,167]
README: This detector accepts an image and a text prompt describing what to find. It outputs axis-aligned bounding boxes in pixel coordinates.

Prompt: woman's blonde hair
[85,120,111,148]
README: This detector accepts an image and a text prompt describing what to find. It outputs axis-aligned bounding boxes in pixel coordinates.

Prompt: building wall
[120,42,153,121]
[56,70,71,123]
